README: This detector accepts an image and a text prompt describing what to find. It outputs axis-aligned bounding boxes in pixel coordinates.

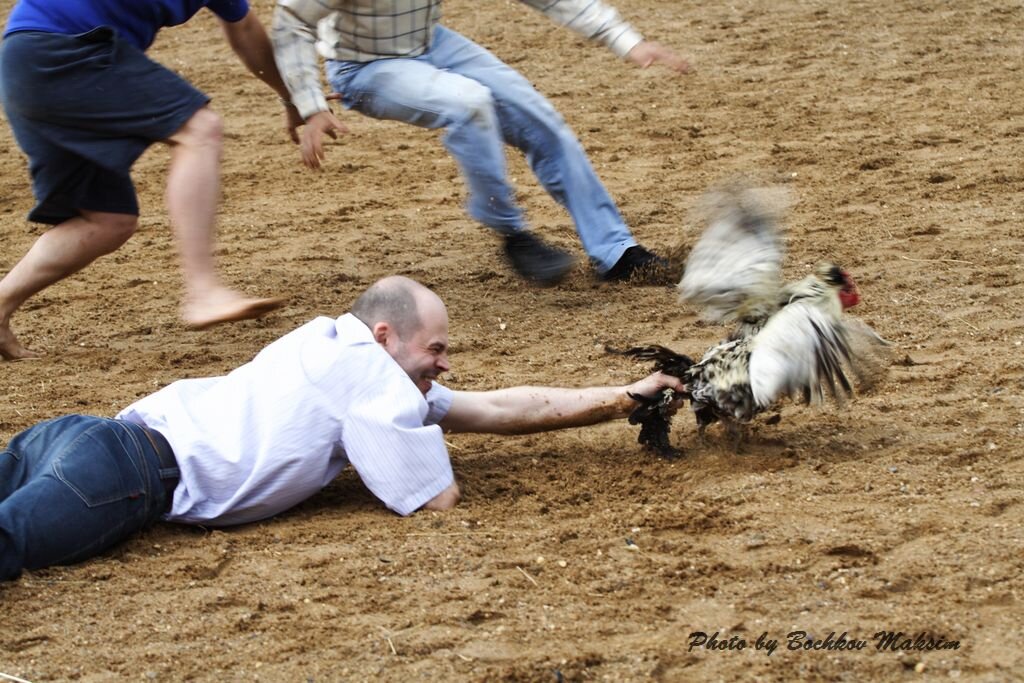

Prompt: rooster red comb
[818,264,860,309]
[838,270,860,309]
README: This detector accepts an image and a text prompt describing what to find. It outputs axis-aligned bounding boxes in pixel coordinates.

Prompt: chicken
[612,183,889,458]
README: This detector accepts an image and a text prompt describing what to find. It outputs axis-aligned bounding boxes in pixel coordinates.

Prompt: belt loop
[137,425,179,514]
[140,427,178,477]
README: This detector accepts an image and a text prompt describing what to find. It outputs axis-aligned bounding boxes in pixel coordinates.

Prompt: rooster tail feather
[606,344,695,377]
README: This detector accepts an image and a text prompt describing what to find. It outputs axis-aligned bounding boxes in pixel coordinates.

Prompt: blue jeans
[326,26,637,273]
[0,415,176,580]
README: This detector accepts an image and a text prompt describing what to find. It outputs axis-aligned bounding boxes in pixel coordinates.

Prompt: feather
[605,344,694,458]
[748,302,856,408]
[611,179,890,457]
[679,184,787,325]
[605,344,695,376]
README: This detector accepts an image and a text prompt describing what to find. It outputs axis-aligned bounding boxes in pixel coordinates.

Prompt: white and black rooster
[614,183,889,458]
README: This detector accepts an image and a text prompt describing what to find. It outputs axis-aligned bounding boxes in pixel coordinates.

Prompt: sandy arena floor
[1,0,1022,680]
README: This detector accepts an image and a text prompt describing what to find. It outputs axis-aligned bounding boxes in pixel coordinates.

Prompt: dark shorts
[0,28,210,224]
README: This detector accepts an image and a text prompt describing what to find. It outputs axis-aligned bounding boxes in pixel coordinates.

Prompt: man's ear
[372,321,391,346]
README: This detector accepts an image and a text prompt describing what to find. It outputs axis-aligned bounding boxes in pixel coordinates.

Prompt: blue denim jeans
[326,26,636,273]
[0,415,175,580]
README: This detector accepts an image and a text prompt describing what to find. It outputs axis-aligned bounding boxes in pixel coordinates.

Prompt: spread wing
[748,303,889,409]
[836,317,893,391]
[678,184,786,325]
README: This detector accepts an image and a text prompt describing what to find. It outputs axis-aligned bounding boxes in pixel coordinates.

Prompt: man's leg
[326,58,574,285]
[0,211,138,360]
[428,28,666,280]
[164,107,284,329]
[0,109,284,360]
[329,58,524,231]
[0,416,167,581]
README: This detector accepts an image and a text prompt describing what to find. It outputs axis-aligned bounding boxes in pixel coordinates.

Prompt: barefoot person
[0,276,685,580]
[0,0,301,360]
[272,0,690,286]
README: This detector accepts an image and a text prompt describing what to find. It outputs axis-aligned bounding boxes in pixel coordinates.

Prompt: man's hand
[299,110,349,169]
[626,371,687,407]
[421,481,461,511]
[625,41,690,74]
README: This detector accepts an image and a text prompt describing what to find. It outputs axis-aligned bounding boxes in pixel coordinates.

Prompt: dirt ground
[1,0,1022,680]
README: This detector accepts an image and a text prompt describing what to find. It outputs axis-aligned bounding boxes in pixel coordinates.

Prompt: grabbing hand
[300,110,350,170]
[626,371,687,407]
[625,41,691,74]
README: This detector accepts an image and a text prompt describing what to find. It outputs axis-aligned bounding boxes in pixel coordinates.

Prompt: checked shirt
[273,0,644,119]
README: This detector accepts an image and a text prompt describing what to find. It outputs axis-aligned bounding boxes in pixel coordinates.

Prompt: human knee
[89,212,139,248]
[177,107,224,150]
[456,82,498,130]
[500,96,576,155]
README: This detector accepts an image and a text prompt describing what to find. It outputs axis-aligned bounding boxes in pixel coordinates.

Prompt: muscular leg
[164,107,283,329]
[0,210,138,360]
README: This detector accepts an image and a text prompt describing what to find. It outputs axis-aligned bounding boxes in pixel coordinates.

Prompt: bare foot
[0,322,41,360]
[182,289,286,330]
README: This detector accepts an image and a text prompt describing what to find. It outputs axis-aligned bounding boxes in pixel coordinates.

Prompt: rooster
[613,183,889,458]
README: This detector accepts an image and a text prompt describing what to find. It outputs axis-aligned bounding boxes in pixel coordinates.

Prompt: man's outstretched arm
[440,372,685,435]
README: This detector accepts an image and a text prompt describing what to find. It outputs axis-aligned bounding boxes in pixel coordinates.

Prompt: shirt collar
[336,312,375,343]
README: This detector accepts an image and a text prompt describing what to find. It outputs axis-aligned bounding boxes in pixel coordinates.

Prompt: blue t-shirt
[4,0,250,50]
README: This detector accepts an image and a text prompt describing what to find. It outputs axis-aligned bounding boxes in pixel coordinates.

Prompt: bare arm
[440,372,685,435]
[219,11,303,141]
[424,373,682,512]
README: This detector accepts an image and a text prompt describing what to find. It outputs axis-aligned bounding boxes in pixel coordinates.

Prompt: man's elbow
[422,482,461,511]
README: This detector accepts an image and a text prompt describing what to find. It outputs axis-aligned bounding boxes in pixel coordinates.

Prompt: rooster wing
[679,184,786,325]
[748,302,890,409]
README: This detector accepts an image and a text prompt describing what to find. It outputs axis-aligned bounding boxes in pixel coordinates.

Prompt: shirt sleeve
[272,0,334,120]
[518,0,644,58]
[424,382,454,426]
[206,0,251,23]
[342,382,455,516]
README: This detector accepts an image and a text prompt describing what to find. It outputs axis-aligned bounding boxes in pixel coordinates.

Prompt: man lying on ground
[0,276,683,580]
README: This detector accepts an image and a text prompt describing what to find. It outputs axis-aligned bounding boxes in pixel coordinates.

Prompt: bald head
[353,277,451,394]
[351,276,445,339]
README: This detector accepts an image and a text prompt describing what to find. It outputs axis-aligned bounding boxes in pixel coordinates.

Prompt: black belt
[139,426,179,513]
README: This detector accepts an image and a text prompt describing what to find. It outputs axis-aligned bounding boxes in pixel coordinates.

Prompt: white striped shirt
[273,0,644,119]
[116,313,455,524]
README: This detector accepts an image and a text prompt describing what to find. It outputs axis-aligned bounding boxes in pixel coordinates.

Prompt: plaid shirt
[273,0,644,120]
